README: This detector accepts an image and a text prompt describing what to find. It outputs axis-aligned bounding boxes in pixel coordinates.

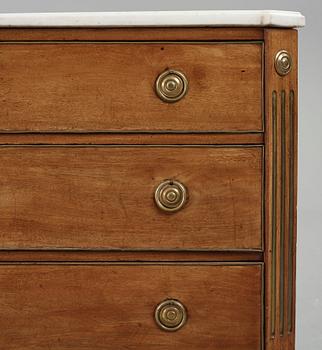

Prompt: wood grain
[0,146,263,250]
[0,27,264,41]
[264,29,298,350]
[0,132,264,145]
[0,25,300,350]
[0,263,262,350]
[0,43,262,132]
[0,250,263,262]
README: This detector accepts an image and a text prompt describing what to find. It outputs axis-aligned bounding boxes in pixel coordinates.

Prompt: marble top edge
[0,10,305,28]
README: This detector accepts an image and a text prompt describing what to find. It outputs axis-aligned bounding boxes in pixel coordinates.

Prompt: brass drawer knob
[155,299,187,331]
[155,69,188,103]
[275,50,292,76]
[154,180,187,213]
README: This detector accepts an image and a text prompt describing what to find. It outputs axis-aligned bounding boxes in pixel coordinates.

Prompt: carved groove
[271,90,296,338]
[287,90,295,333]
[270,91,278,337]
[280,90,286,336]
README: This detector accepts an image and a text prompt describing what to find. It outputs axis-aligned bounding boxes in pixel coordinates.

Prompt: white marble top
[0,11,305,28]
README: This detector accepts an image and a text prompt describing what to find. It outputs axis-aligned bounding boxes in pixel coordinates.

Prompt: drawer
[0,42,262,132]
[0,146,263,250]
[0,263,263,350]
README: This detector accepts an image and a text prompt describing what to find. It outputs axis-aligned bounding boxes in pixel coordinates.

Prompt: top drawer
[0,42,262,132]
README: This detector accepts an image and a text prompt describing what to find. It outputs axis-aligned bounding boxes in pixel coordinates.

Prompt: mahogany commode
[0,10,305,350]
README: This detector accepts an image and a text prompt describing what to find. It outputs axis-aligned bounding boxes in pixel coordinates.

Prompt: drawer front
[0,146,263,250]
[0,43,262,132]
[0,263,263,350]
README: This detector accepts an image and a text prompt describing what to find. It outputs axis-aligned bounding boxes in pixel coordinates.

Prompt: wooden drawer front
[0,43,262,132]
[0,263,262,350]
[0,146,263,250]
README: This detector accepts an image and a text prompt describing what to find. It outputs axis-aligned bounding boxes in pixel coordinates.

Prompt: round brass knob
[155,69,188,103]
[154,180,187,213]
[155,299,187,331]
[275,50,292,76]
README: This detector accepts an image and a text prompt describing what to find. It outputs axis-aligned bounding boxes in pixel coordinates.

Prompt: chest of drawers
[0,10,304,350]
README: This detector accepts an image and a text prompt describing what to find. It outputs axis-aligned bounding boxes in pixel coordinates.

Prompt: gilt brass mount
[275,50,292,76]
[154,180,187,213]
[155,69,188,103]
[155,299,187,331]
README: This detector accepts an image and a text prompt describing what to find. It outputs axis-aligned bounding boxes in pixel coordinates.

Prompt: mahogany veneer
[0,26,299,350]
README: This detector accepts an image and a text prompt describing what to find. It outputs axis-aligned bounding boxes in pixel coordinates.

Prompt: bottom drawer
[0,263,263,350]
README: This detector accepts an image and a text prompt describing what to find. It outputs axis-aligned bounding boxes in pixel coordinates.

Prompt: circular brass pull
[155,69,188,103]
[154,180,187,213]
[275,50,292,76]
[155,299,187,331]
